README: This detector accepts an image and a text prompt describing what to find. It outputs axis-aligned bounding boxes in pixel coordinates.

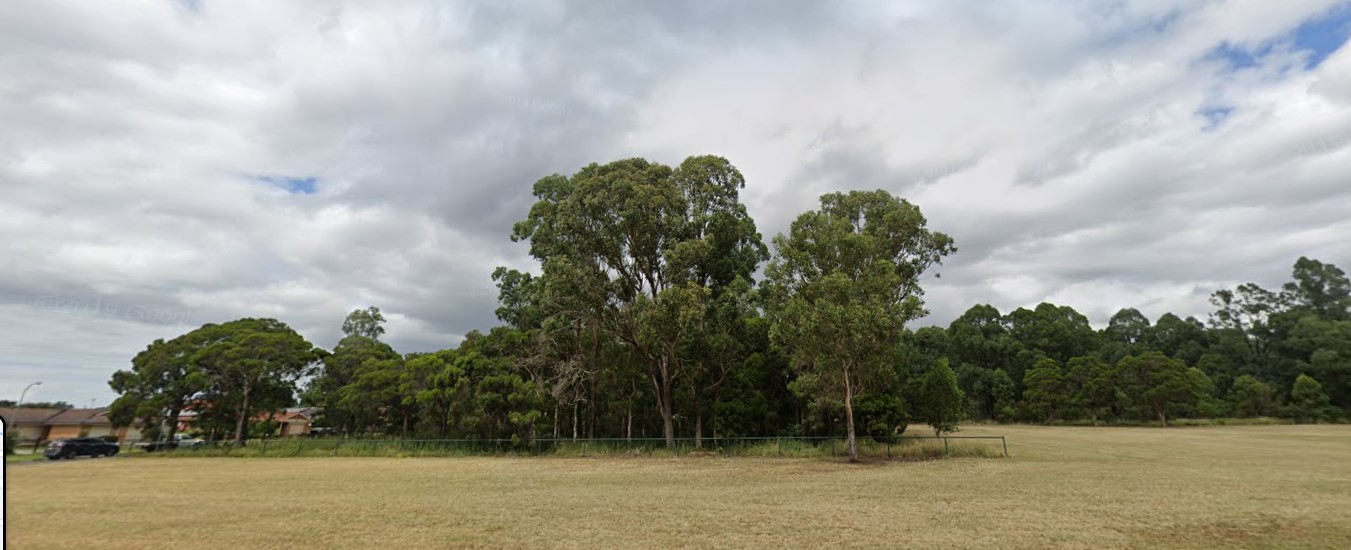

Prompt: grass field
[7,425,1351,549]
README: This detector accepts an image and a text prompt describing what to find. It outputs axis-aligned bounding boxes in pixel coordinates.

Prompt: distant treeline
[107,156,1351,462]
[0,401,73,409]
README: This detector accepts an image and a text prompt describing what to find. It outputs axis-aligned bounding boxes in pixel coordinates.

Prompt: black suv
[44,438,120,460]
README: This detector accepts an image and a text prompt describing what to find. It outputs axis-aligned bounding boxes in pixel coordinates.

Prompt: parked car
[44,437,120,460]
[135,433,207,452]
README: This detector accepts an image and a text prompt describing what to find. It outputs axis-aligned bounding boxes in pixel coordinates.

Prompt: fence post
[777,437,782,458]
[333,438,340,456]
[943,437,949,457]
[261,439,268,456]
[886,437,892,459]
[1002,436,1008,458]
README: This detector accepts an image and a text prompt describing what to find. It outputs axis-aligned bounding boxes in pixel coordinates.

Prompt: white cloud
[1,0,1349,403]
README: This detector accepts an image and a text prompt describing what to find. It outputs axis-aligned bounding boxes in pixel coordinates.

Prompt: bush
[854,393,907,443]
[1288,374,1335,423]
[3,429,15,455]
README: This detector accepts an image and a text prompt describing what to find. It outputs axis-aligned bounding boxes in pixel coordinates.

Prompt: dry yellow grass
[7,425,1351,549]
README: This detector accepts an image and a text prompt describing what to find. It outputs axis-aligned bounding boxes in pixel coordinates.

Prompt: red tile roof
[44,408,110,426]
[0,407,66,425]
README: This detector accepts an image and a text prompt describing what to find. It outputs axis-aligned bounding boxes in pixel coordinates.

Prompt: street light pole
[16,380,43,453]
[16,380,42,408]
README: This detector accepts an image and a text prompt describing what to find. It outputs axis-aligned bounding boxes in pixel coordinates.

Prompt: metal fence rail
[146,434,1009,459]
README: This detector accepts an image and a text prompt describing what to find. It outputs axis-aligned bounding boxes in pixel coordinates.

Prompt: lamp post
[16,381,42,453]
[16,380,42,408]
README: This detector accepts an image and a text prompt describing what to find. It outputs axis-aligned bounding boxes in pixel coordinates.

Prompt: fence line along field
[8,425,1351,549]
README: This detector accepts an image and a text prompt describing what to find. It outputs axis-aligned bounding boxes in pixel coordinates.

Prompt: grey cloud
[2,0,1350,405]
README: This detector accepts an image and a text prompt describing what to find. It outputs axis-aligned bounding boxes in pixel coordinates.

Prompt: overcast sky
[2,0,1349,406]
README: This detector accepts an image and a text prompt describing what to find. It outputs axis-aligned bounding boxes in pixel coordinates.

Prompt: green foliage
[109,318,320,443]
[1186,367,1224,418]
[195,318,321,442]
[955,363,1015,420]
[912,359,965,435]
[0,401,74,409]
[853,392,908,441]
[765,190,954,460]
[307,334,400,433]
[1283,256,1351,321]
[1067,355,1114,425]
[1226,375,1274,417]
[509,155,767,447]
[1021,358,1069,422]
[3,428,15,456]
[1288,374,1335,423]
[1006,303,1098,365]
[109,164,1351,441]
[1117,352,1200,426]
[342,307,387,340]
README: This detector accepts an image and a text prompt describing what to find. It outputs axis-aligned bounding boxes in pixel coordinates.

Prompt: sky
[2,0,1350,406]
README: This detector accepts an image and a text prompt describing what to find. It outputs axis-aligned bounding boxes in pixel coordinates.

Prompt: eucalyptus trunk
[232,380,252,444]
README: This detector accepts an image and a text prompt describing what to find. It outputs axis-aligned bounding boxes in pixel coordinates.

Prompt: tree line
[108,156,1351,462]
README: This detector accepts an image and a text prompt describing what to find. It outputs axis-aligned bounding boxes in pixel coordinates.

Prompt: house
[273,407,316,437]
[0,407,64,444]
[172,406,319,438]
[2,405,319,443]
[0,407,145,444]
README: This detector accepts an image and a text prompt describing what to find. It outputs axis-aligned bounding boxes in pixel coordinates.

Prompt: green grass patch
[134,436,1006,461]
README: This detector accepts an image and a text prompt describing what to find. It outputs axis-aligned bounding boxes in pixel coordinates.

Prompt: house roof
[0,407,66,425]
[44,408,110,426]
[274,409,312,422]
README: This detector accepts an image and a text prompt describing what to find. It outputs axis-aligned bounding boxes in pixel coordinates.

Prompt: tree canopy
[109,158,1351,451]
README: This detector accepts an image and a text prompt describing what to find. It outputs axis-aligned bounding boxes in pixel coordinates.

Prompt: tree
[107,333,210,443]
[955,364,1016,420]
[1227,375,1274,417]
[680,277,763,447]
[1149,313,1209,366]
[1288,374,1334,423]
[194,318,322,443]
[947,304,1024,414]
[1117,352,1198,426]
[766,190,954,461]
[1067,355,1114,425]
[0,401,73,409]
[913,359,965,436]
[342,307,387,340]
[403,350,463,437]
[1282,316,1351,412]
[1186,367,1222,418]
[1005,303,1098,365]
[473,357,544,441]
[306,332,401,434]
[1283,257,1351,321]
[337,355,407,435]
[1022,358,1069,423]
[854,392,908,441]
[1105,308,1151,344]
[510,155,766,448]
[1209,284,1285,362]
